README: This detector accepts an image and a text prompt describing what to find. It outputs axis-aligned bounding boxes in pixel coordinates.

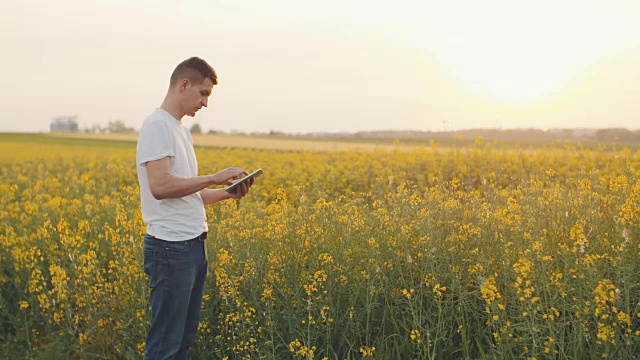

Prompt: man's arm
[145,157,248,200]
[199,188,232,205]
[199,178,253,205]
[146,157,215,199]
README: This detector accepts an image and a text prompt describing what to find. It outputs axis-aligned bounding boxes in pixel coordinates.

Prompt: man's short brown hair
[170,57,218,87]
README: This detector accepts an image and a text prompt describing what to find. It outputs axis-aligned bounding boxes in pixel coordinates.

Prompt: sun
[410,28,595,107]
[441,46,579,105]
[402,0,632,107]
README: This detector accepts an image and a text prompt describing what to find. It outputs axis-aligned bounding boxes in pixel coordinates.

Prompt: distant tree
[81,123,101,134]
[554,129,577,140]
[190,123,202,134]
[50,116,79,133]
[107,120,135,133]
[91,123,104,134]
[594,128,634,142]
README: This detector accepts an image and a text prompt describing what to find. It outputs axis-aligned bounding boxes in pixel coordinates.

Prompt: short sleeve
[137,119,175,165]
[184,125,194,144]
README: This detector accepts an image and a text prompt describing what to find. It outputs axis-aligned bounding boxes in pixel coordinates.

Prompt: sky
[1,0,639,133]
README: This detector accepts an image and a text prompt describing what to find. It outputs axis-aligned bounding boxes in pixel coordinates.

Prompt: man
[136,57,252,359]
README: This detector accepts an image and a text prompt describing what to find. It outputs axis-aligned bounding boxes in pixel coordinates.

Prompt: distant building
[50,116,79,133]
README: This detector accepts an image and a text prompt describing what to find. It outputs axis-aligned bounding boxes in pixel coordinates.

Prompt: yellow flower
[359,346,375,357]
[480,277,501,304]
[432,283,447,297]
[594,280,617,318]
[410,329,422,343]
[401,288,414,299]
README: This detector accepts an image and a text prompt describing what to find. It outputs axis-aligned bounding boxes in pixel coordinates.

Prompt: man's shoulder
[136,110,176,159]
[143,109,169,124]
[140,110,172,133]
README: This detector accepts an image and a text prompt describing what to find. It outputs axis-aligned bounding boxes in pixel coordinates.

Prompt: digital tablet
[225,168,263,192]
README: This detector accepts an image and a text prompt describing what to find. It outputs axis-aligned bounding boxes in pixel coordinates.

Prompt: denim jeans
[143,232,208,360]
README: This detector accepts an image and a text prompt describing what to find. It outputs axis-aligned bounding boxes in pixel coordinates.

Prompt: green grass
[0,133,135,149]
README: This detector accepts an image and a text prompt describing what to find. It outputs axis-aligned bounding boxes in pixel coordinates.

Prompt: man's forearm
[151,175,216,200]
[200,188,232,205]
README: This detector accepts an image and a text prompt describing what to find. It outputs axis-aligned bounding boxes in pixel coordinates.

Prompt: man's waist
[146,221,208,241]
[145,232,207,243]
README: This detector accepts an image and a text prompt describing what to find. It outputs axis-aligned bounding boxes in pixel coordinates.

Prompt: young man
[136,57,253,359]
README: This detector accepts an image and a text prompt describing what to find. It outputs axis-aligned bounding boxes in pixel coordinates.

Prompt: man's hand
[226,177,254,199]
[199,177,254,205]
[212,167,248,185]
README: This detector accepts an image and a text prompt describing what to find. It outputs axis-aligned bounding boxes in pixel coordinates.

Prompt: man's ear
[179,78,190,92]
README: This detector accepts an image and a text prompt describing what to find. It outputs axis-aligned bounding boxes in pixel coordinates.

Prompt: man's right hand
[211,167,248,185]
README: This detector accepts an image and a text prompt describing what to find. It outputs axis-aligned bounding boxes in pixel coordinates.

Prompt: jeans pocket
[143,249,160,288]
[163,240,192,253]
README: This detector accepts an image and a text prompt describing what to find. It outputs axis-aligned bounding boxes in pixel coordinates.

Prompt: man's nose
[202,98,208,108]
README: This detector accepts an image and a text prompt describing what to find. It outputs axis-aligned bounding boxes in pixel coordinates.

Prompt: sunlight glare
[442,46,579,104]
[404,0,637,106]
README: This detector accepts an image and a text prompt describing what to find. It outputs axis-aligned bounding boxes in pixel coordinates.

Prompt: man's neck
[160,96,184,121]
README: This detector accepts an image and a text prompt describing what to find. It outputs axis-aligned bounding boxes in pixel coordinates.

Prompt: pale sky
[1,0,639,133]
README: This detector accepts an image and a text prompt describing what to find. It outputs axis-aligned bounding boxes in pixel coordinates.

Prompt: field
[1,133,639,359]
[44,132,425,152]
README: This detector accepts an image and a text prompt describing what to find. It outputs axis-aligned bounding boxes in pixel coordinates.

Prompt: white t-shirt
[136,108,208,241]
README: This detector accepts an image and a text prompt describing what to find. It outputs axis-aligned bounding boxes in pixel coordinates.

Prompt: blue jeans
[143,233,208,360]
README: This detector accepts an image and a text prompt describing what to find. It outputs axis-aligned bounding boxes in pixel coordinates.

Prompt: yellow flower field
[1,133,639,359]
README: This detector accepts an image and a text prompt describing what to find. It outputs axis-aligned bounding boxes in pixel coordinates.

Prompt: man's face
[181,77,215,117]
